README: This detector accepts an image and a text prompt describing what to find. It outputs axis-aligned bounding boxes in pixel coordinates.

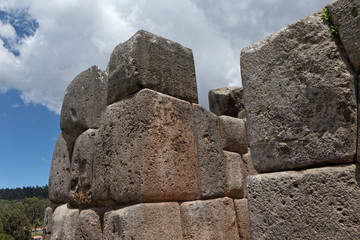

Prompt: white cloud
[0,0,332,112]
[0,21,16,39]
[10,103,20,108]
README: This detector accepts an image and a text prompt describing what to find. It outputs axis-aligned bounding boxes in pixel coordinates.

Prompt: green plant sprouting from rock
[323,8,339,37]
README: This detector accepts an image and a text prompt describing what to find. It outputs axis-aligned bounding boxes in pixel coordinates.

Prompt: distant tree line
[0,185,48,200]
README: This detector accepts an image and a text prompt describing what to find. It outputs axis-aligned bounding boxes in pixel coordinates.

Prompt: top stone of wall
[241,11,357,173]
[107,30,198,105]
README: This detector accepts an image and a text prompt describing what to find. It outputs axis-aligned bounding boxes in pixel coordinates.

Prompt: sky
[0,0,332,188]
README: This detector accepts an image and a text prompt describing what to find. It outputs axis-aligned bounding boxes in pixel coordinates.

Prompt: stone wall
[241,0,360,238]
[45,0,360,239]
[45,30,255,240]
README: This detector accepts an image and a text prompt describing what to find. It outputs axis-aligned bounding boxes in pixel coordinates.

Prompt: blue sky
[0,0,331,188]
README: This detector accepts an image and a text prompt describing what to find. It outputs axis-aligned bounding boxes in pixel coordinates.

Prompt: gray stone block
[234,199,251,240]
[49,133,75,203]
[107,30,198,105]
[218,116,248,154]
[75,209,102,240]
[247,164,360,239]
[192,104,226,199]
[209,86,244,118]
[327,0,360,73]
[241,11,357,172]
[93,89,198,205]
[180,197,240,240]
[241,150,258,198]
[51,204,80,240]
[103,202,182,240]
[223,151,246,198]
[69,129,98,208]
[60,65,107,137]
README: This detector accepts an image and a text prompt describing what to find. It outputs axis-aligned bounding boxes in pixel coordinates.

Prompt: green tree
[0,233,14,240]
[1,208,31,240]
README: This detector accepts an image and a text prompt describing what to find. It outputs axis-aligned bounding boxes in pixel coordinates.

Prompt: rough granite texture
[75,209,102,240]
[51,204,80,240]
[327,0,360,73]
[234,199,251,240]
[241,11,357,172]
[69,129,98,208]
[218,116,248,154]
[192,104,226,199]
[48,133,75,203]
[93,89,198,205]
[180,197,240,240]
[60,66,107,137]
[43,206,54,240]
[208,86,245,118]
[241,150,258,198]
[247,164,360,239]
[103,202,182,240]
[107,30,198,105]
[223,151,246,198]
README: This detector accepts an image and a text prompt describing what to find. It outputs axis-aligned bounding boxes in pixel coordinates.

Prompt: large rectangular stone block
[69,129,98,208]
[327,0,360,73]
[208,86,245,118]
[75,209,102,240]
[247,164,360,239]
[107,30,198,105]
[93,89,198,205]
[60,66,107,137]
[180,197,240,240]
[48,133,75,203]
[51,204,80,240]
[103,202,182,240]
[223,151,246,198]
[241,11,357,172]
[192,104,226,199]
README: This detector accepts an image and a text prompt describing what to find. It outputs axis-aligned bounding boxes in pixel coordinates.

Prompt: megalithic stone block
[208,86,245,118]
[75,209,102,240]
[327,0,360,73]
[106,30,198,105]
[241,11,357,172]
[48,133,75,203]
[234,199,251,240]
[223,151,246,198]
[93,89,198,205]
[218,116,248,154]
[103,202,183,240]
[180,197,240,240]
[247,164,360,239]
[192,104,226,199]
[60,66,107,137]
[51,204,80,240]
[68,129,98,208]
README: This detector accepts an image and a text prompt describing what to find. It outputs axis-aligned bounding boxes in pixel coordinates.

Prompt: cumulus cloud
[0,0,331,113]
[0,21,16,39]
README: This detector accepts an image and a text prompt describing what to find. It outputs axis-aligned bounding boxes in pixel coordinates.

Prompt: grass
[323,8,339,37]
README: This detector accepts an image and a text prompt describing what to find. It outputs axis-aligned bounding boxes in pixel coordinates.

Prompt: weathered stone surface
[193,104,226,199]
[327,0,360,73]
[180,197,240,240]
[103,202,182,240]
[241,11,357,172]
[93,89,198,205]
[223,151,246,198]
[51,204,80,240]
[69,129,98,208]
[60,65,107,137]
[107,30,198,105]
[241,150,258,198]
[234,199,251,240]
[247,164,360,239]
[49,133,75,203]
[209,86,244,118]
[218,116,248,154]
[43,206,54,240]
[75,209,102,240]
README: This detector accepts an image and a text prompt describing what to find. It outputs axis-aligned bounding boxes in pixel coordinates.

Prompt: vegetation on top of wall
[323,8,339,37]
